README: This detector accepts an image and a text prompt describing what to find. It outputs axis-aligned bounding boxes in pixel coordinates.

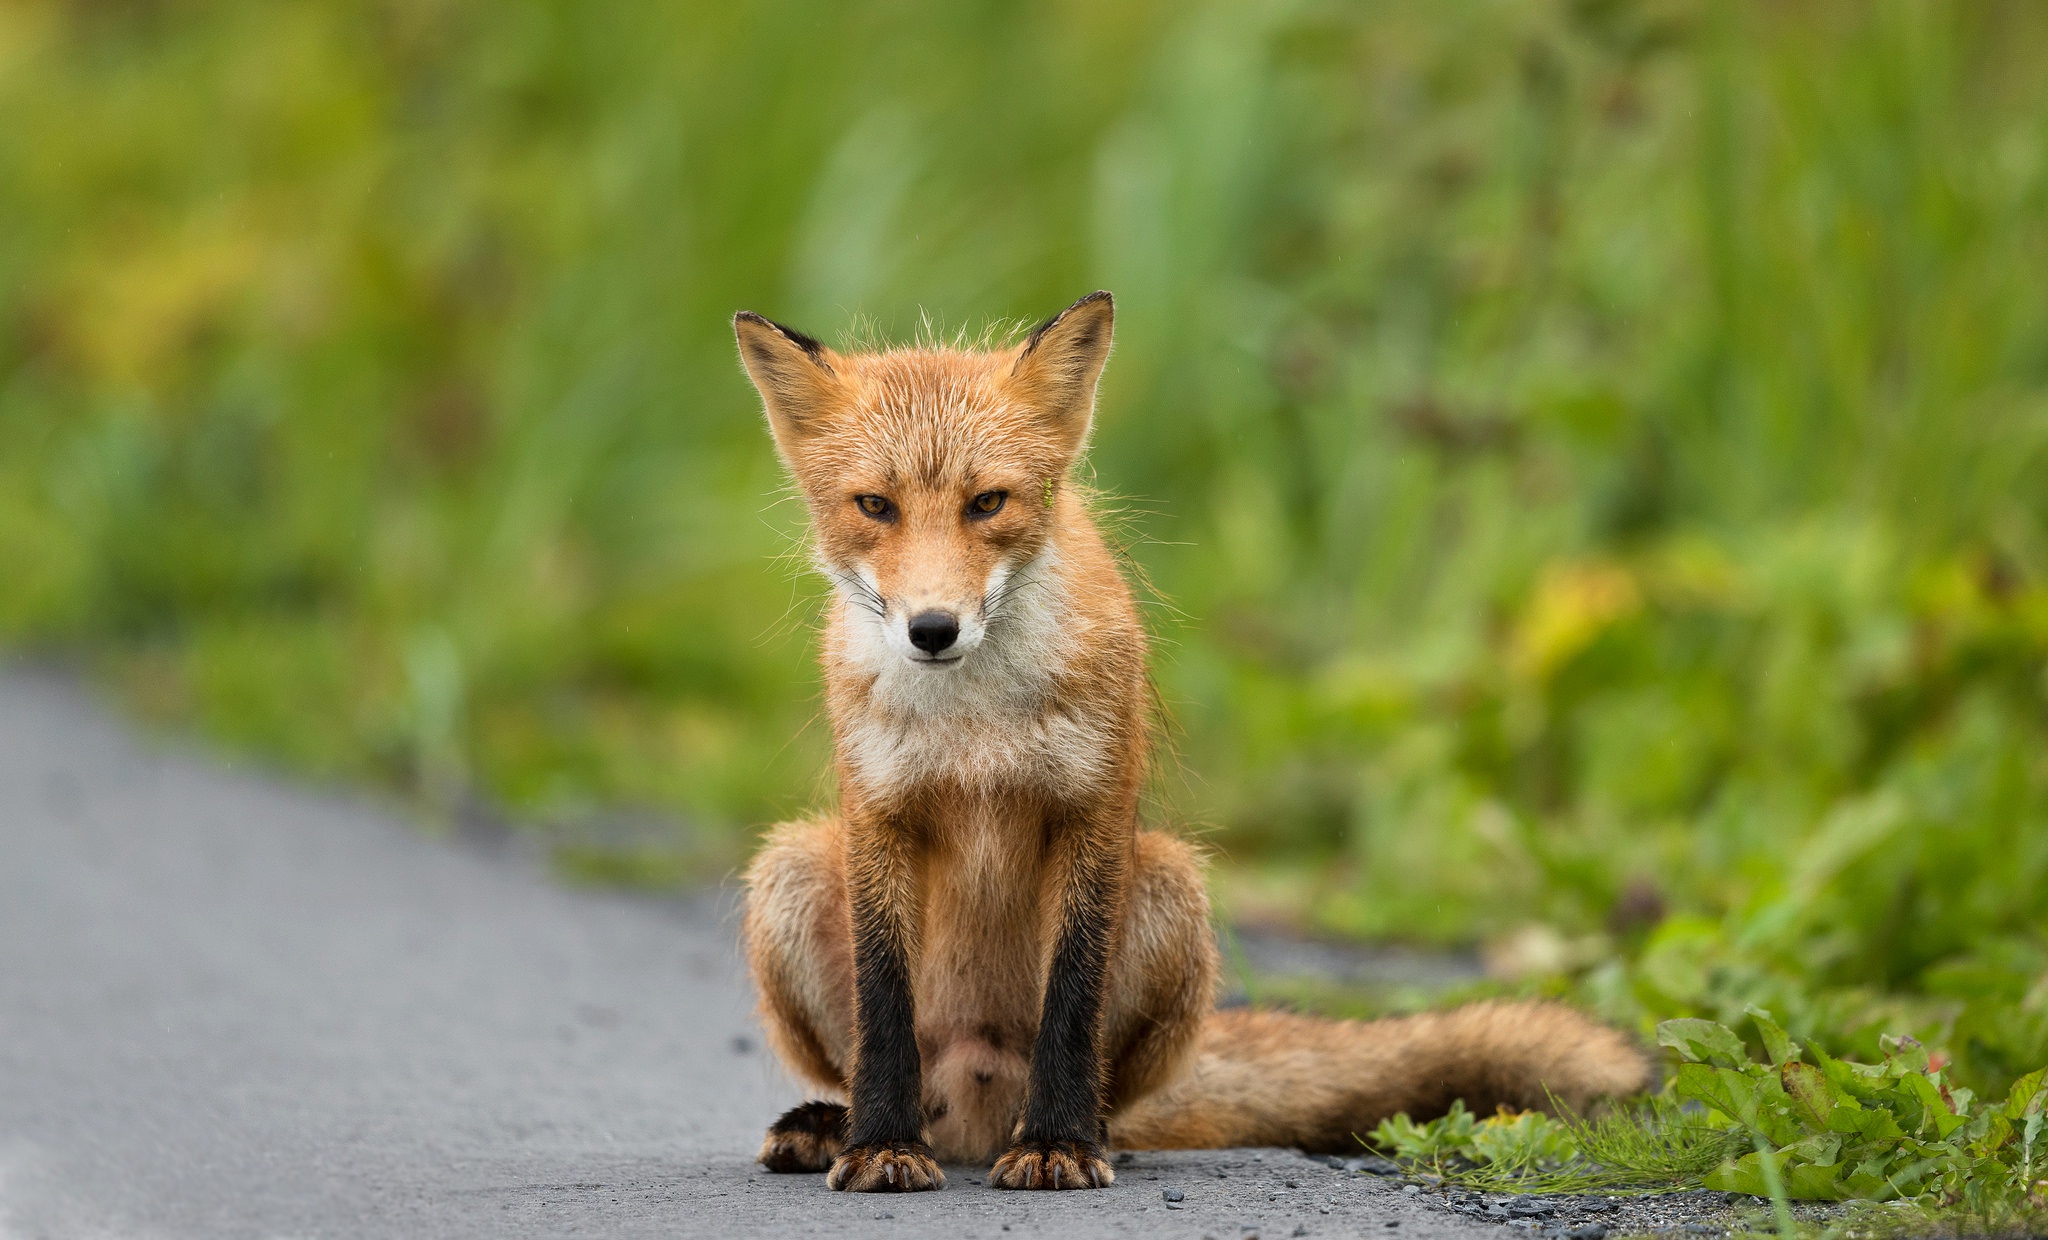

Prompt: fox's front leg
[827,812,944,1193]
[991,818,1128,1191]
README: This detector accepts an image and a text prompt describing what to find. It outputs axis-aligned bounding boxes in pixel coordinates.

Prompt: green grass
[3,0,2046,1168]
[1366,1014,2048,1236]
[1372,1094,1746,1195]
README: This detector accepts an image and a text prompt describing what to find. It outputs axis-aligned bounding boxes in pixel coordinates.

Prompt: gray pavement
[0,668,1499,1240]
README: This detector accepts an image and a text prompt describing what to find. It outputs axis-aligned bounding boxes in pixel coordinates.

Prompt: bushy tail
[1107,1000,1656,1153]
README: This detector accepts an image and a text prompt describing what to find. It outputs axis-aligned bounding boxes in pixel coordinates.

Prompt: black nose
[906,610,960,655]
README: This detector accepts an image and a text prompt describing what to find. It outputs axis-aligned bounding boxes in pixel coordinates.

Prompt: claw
[1090,1165,1103,1189]
[885,1161,895,1186]
[1052,1164,1061,1190]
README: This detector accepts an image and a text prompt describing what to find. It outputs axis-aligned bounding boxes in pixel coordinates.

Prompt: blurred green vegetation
[4,1,2046,1091]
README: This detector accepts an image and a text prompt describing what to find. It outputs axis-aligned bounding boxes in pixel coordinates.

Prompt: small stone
[1293,1228,1310,1238]
[1566,1226,1608,1240]
[875,1213,893,1219]
[1286,1179,1300,1188]
[1163,1187,1185,1202]
[1402,1185,1421,1196]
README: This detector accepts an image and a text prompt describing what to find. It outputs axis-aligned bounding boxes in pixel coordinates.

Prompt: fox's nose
[906,610,960,655]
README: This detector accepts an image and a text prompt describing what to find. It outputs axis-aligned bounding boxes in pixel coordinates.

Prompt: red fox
[733,292,1653,1193]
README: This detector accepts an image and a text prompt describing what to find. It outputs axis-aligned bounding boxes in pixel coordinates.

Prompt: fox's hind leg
[743,818,856,1171]
[1101,830,1218,1118]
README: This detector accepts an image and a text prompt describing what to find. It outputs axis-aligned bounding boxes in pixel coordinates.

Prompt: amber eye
[967,490,1007,518]
[855,494,894,519]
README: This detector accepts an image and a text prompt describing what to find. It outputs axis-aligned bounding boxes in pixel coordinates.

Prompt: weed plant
[1372,1013,2048,1235]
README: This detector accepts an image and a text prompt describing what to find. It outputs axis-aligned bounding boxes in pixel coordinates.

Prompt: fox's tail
[1107,1000,1656,1153]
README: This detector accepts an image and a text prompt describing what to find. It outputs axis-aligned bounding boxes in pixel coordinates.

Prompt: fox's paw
[989,1139,1114,1190]
[759,1100,848,1173]
[826,1141,945,1192]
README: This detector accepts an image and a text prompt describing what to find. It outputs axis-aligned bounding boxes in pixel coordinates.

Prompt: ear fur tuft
[734,311,842,451]
[1009,291,1115,454]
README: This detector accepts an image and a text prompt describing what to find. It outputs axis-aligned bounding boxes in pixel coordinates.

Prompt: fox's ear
[1008,291,1114,455]
[734,311,843,454]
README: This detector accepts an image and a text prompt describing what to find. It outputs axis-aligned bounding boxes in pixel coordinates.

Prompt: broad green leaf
[1704,1151,1848,1200]
[1675,1062,1764,1128]
[1814,1046,1888,1104]
[2005,1067,2047,1120]
[1780,1133,1843,1167]
[1676,1063,1805,1144]
[1879,1154,1942,1199]
[1966,1111,2012,1158]
[1901,1072,1965,1140]
[1840,1162,1901,1202]
[1703,1151,1770,1197]
[1782,1061,1836,1131]
[1783,1160,1850,1199]
[1828,1100,1905,1144]
[1658,1018,1749,1068]
[1746,1006,1801,1067]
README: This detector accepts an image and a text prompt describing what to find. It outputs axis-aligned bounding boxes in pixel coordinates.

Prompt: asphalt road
[0,668,1505,1240]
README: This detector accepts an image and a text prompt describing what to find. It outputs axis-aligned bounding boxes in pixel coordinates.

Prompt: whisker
[827,568,890,619]
[983,573,1046,619]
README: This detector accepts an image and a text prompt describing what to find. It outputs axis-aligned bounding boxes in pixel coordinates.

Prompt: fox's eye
[967,490,1007,518]
[855,495,894,519]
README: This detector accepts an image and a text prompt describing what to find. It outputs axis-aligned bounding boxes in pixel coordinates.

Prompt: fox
[732,291,1654,1193]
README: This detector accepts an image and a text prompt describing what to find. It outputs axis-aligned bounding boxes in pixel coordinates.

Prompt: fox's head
[734,292,1114,672]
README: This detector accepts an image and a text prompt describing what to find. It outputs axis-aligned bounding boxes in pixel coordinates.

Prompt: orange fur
[735,294,1654,1191]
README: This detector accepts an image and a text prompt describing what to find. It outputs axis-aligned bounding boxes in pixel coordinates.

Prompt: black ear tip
[732,311,829,363]
[1022,291,1117,356]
